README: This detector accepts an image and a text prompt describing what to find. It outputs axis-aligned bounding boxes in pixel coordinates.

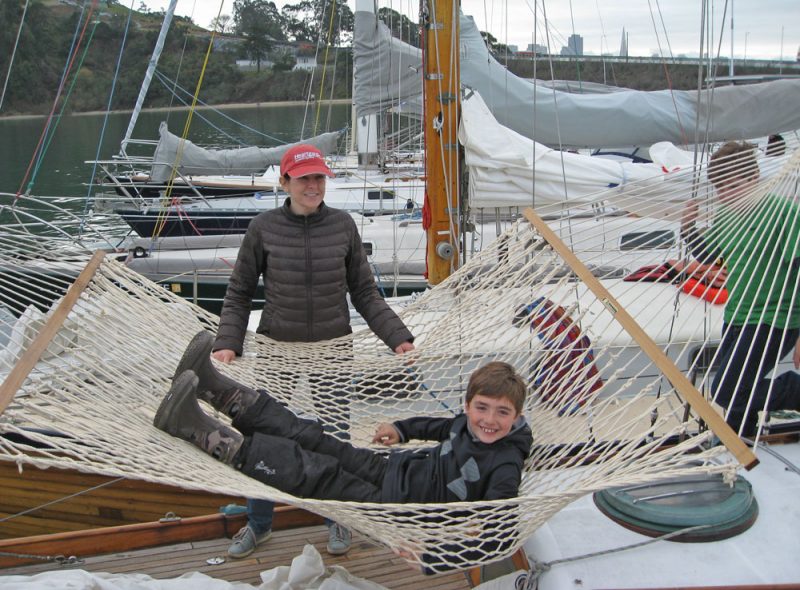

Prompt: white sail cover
[354,10,800,149]
[460,91,793,216]
[150,123,344,182]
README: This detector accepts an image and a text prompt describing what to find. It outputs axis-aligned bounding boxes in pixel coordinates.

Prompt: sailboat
[1,1,800,588]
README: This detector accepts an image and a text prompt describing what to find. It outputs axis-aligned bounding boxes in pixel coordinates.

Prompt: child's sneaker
[326,523,352,555]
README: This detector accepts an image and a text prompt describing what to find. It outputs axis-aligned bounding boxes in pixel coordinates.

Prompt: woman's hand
[211,349,236,364]
[394,341,415,354]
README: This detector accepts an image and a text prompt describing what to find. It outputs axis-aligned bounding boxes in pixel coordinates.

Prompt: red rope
[16,0,99,198]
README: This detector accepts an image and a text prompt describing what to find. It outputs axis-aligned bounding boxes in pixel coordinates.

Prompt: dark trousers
[244,372,351,531]
[233,392,388,502]
[713,323,800,436]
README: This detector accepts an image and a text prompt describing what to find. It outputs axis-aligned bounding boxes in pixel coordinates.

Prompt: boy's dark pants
[232,392,388,502]
[713,324,800,436]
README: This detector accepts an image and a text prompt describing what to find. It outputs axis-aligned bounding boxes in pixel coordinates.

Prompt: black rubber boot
[154,370,243,464]
[174,330,259,418]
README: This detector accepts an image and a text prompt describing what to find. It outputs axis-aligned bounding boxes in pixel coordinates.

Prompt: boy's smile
[464,394,519,444]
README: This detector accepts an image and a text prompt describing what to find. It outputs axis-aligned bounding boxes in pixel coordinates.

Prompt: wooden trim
[466,548,529,587]
[0,250,105,417]
[0,505,323,568]
[522,208,758,470]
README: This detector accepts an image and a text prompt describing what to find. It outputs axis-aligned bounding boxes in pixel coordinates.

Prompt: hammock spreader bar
[0,250,105,416]
[523,207,758,470]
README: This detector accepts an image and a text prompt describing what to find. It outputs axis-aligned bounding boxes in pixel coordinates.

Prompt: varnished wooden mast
[422,0,461,285]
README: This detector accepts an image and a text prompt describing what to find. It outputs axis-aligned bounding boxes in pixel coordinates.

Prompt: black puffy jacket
[214,199,413,353]
[381,413,532,503]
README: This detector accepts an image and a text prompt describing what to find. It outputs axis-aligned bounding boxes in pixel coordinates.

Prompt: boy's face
[716,173,758,205]
[464,394,519,444]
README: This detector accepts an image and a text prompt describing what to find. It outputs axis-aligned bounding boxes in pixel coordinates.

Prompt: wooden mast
[422,0,461,285]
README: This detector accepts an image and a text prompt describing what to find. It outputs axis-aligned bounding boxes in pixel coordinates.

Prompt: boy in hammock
[155,331,532,508]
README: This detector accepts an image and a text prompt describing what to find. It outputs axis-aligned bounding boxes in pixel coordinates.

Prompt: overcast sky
[142,0,798,60]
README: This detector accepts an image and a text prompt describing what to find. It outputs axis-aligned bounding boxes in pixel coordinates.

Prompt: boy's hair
[707,141,759,188]
[766,134,786,157]
[466,361,526,414]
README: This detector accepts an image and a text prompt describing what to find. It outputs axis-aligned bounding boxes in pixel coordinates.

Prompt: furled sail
[460,91,794,213]
[149,124,344,182]
[354,10,800,148]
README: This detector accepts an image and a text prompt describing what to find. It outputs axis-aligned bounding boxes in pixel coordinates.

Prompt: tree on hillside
[377,7,419,47]
[233,0,285,72]
[210,14,233,34]
[271,49,297,72]
[481,31,511,59]
[282,0,353,46]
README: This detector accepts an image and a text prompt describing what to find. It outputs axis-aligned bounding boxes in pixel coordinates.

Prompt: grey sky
[144,0,798,60]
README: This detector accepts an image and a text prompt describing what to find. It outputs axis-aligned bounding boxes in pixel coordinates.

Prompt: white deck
[524,441,800,588]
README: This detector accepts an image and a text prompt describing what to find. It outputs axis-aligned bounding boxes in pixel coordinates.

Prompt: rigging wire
[15,0,99,199]
[566,0,582,89]
[0,0,30,114]
[28,19,101,196]
[152,70,291,144]
[81,0,137,231]
[152,0,226,239]
[645,0,689,147]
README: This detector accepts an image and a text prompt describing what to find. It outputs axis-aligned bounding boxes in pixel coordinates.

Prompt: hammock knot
[722,469,738,486]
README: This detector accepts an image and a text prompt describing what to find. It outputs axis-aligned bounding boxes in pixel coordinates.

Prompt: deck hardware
[436,241,454,260]
[601,298,618,314]
[159,511,181,522]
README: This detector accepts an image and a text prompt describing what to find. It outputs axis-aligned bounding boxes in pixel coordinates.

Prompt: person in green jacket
[681,141,800,436]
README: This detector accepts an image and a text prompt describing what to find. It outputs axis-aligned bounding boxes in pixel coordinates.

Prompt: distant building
[619,28,628,57]
[294,54,317,71]
[233,40,317,72]
[561,34,583,56]
[527,43,549,55]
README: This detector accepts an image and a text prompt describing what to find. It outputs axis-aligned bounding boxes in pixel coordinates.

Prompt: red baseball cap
[280,144,334,178]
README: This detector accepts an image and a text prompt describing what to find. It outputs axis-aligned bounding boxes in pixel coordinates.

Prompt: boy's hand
[393,546,423,574]
[681,200,699,236]
[372,423,400,446]
[794,335,800,369]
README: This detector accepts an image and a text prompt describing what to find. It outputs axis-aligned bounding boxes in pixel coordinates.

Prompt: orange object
[681,278,728,304]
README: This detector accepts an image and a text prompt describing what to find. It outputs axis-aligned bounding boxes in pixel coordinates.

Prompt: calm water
[0,103,351,199]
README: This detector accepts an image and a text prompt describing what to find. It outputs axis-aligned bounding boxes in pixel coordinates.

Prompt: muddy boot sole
[154,370,201,436]
[173,331,215,381]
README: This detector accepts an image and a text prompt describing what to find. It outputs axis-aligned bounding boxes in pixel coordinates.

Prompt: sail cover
[354,10,800,149]
[459,91,793,214]
[353,11,424,118]
[150,123,344,182]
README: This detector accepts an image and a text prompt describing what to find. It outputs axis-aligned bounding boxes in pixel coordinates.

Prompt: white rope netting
[0,140,797,571]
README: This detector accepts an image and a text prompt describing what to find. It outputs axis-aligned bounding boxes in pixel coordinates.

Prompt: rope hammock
[0,142,797,572]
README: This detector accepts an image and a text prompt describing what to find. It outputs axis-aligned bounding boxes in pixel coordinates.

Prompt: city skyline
[142,0,798,61]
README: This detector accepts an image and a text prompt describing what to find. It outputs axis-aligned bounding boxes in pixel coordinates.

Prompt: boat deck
[0,523,473,589]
